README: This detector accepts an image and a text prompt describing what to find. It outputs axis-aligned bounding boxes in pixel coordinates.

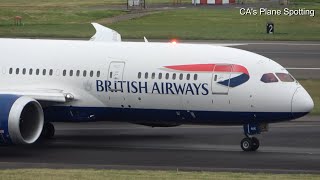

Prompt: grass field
[110,7,320,40]
[0,169,319,180]
[0,0,191,7]
[292,0,320,3]
[0,4,125,38]
[0,1,319,40]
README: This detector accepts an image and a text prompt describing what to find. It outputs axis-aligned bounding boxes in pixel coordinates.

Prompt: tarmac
[0,117,319,173]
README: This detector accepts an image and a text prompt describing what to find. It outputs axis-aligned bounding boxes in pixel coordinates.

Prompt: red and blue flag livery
[164,64,250,87]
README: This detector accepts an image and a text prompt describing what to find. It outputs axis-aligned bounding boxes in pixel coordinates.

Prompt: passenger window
[49,69,53,76]
[165,73,169,80]
[29,69,33,75]
[70,70,73,76]
[172,73,176,80]
[36,69,40,75]
[16,68,19,74]
[145,72,148,79]
[97,71,101,77]
[276,73,294,82]
[261,73,278,83]
[43,69,46,76]
[22,68,26,75]
[138,72,141,79]
[9,68,13,74]
[83,70,87,77]
[158,73,162,79]
[63,70,66,76]
[76,70,80,77]
[179,74,183,80]
[194,74,198,81]
[186,74,190,80]
[151,73,155,79]
[90,71,94,77]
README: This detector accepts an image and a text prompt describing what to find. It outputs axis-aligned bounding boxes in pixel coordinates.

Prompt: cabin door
[211,64,232,95]
[106,61,126,108]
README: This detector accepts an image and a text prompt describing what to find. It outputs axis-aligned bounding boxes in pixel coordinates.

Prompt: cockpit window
[276,73,295,82]
[261,73,278,83]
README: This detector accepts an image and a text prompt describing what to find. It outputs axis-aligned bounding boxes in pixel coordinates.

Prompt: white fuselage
[0,39,314,125]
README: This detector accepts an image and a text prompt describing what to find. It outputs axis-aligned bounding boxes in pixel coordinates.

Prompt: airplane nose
[291,87,314,118]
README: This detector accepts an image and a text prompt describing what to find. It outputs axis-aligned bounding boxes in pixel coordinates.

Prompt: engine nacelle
[0,95,44,145]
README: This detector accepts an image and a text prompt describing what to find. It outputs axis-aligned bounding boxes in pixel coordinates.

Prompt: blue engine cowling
[0,95,44,145]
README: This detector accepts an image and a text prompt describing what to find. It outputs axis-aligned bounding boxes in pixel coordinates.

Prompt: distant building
[127,0,145,9]
[192,0,235,5]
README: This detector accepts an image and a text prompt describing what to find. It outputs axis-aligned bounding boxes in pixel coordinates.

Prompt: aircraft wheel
[251,137,260,151]
[41,122,55,139]
[241,137,253,151]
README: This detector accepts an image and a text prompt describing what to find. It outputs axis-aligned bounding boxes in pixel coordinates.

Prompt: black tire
[241,138,253,151]
[251,137,260,151]
[41,123,55,139]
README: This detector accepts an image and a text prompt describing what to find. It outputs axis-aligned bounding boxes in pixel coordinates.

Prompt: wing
[0,89,74,103]
[90,23,121,42]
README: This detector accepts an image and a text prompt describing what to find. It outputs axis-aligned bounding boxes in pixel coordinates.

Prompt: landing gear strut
[241,123,267,151]
[41,122,55,139]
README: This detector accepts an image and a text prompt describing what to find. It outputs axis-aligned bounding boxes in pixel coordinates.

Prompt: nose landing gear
[241,136,260,151]
[241,123,267,151]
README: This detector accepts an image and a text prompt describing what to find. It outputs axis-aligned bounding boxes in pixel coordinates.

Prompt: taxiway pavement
[0,116,319,173]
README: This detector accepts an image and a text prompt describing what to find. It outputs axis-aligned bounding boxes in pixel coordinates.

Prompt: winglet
[90,23,121,42]
[144,36,149,43]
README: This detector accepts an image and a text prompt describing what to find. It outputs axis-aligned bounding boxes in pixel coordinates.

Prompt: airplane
[0,23,314,151]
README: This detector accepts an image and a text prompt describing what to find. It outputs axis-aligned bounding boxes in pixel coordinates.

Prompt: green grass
[291,0,320,3]
[0,0,191,7]
[0,169,319,180]
[0,1,319,39]
[0,5,125,38]
[299,79,320,115]
[110,8,320,40]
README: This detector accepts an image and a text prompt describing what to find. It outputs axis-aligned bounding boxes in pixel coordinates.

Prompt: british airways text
[96,80,209,95]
